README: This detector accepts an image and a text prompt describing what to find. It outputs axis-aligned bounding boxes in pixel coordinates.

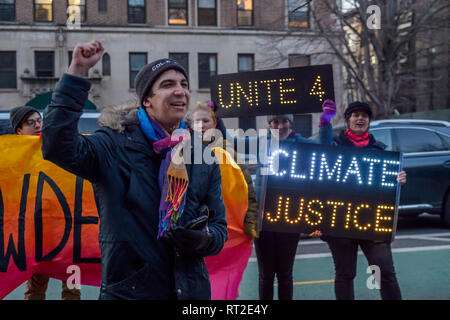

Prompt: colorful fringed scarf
[137,107,190,238]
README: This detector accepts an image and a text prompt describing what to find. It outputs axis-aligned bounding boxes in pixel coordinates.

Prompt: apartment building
[0,0,343,135]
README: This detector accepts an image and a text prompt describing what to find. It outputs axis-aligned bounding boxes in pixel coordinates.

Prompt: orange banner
[0,135,101,299]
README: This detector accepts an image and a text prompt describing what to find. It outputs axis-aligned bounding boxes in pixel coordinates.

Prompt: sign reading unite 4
[210,65,335,118]
[260,141,402,242]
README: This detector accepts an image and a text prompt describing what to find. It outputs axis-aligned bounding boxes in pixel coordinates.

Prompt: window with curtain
[168,0,188,25]
[67,0,86,23]
[169,52,189,75]
[128,0,146,24]
[198,53,217,89]
[35,51,54,77]
[0,0,15,21]
[237,0,252,26]
[129,53,147,88]
[34,0,53,22]
[198,0,216,26]
[0,51,16,88]
[238,54,254,72]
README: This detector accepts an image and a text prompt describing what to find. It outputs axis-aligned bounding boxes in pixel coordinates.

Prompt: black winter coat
[41,74,227,300]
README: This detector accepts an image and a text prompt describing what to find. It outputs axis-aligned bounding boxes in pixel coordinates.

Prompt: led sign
[210,65,335,118]
[259,141,402,242]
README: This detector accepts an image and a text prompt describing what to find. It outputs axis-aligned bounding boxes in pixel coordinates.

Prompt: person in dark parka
[321,101,406,300]
[41,40,227,300]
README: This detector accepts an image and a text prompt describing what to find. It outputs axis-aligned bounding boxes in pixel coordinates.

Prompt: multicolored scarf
[138,107,190,238]
[344,129,370,148]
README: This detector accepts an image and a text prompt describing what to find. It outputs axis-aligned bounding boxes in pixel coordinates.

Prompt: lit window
[168,0,188,25]
[34,0,53,22]
[237,0,252,26]
[67,0,86,23]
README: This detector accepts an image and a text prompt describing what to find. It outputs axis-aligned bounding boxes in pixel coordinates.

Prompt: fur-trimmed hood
[98,103,140,133]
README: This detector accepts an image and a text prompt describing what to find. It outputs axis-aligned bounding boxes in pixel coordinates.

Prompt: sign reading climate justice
[260,142,402,242]
[210,64,334,118]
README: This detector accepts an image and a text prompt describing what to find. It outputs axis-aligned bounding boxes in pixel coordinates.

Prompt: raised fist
[68,40,104,77]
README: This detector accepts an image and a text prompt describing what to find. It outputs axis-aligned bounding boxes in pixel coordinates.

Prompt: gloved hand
[244,223,259,239]
[319,99,337,127]
[166,216,214,254]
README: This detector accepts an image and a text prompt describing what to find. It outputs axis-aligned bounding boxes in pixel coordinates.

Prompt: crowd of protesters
[6,40,407,301]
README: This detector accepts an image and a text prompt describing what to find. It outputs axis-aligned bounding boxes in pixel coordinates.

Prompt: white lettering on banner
[267,149,399,187]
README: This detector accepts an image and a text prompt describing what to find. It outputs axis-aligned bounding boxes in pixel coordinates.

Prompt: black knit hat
[134,58,189,106]
[9,106,40,133]
[344,101,372,119]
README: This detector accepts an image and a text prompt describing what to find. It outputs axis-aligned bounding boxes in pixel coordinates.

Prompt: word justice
[265,196,394,233]
[268,149,400,188]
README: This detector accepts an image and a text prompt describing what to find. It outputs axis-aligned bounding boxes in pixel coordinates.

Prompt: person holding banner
[322,101,406,300]
[41,40,227,300]
[254,99,336,300]
[191,102,258,299]
[9,106,82,300]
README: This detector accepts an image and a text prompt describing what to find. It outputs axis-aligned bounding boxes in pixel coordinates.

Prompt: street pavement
[4,213,450,300]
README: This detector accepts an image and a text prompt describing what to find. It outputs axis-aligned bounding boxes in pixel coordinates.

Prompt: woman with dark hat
[321,101,406,300]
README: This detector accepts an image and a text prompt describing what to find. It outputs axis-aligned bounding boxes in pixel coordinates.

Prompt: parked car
[311,119,450,226]
[0,110,100,134]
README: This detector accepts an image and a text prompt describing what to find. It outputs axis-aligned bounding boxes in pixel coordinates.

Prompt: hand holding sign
[68,40,104,78]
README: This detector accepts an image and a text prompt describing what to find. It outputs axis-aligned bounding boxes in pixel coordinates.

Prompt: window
[67,0,86,23]
[128,0,145,24]
[237,0,252,26]
[238,54,254,72]
[98,0,107,13]
[370,129,394,151]
[68,51,73,66]
[169,52,189,75]
[35,51,54,77]
[198,53,217,89]
[198,0,216,26]
[34,0,53,22]
[288,0,309,28]
[129,53,147,88]
[0,51,16,88]
[395,128,445,153]
[0,0,15,21]
[288,54,310,67]
[168,0,188,25]
[102,52,111,76]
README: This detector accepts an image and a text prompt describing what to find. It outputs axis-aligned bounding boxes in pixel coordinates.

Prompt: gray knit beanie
[9,106,40,133]
[134,58,189,106]
[267,114,294,124]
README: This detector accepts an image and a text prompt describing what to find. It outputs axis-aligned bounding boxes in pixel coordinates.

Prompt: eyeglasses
[24,118,42,127]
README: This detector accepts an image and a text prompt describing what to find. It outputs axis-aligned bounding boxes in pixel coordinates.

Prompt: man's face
[269,117,292,140]
[143,69,189,132]
[347,110,370,135]
[17,112,42,136]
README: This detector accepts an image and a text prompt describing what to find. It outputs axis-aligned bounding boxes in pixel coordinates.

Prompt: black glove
[166,215,214,254]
